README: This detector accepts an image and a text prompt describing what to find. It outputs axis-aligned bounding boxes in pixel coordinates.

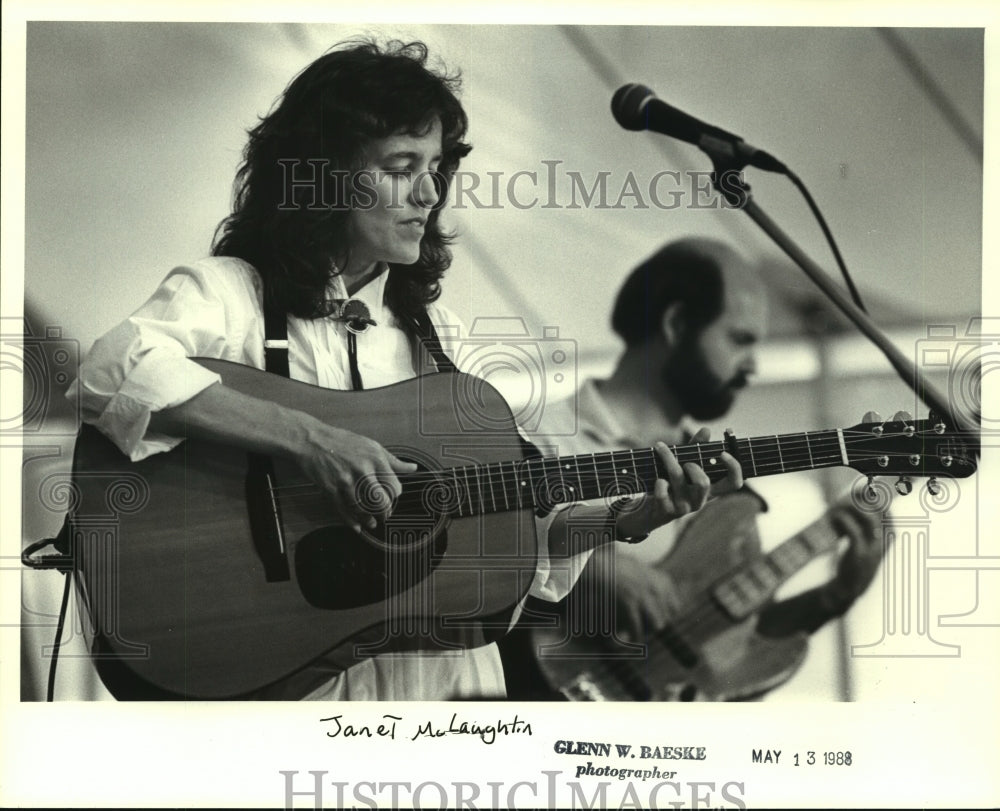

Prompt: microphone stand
[707,152,978,445]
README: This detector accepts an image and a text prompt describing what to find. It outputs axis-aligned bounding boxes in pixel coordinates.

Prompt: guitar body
[67,365,974,701]
[70,360,538,699]
[532,491,808,701]
[533,621,808,702]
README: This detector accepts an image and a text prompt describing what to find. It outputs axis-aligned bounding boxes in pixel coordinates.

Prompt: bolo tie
[330,299,457,387]
[263,295,453,390]
[330,298,378,390]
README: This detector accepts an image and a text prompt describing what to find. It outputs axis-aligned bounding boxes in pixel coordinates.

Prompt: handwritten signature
[320,713,532,745]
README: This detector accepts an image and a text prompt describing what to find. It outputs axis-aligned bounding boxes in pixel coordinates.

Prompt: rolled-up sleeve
[66,259,262,460]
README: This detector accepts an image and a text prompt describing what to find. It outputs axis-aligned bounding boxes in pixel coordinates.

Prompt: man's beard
[661,338,746,421]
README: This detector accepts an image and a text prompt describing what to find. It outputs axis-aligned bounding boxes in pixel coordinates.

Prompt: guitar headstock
[843,410,978,485]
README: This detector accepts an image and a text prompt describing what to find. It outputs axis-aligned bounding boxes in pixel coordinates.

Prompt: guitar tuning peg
[927,478,942,496]
[892,410,916,437]
[895,476,913,496]
[862,410,883,424]
[866,475,877,498]
[928,410,947,434]
[926,409,950,433]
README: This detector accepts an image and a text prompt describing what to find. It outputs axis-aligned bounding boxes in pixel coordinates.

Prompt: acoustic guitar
[67,358,976,698]
[531,491,875,701]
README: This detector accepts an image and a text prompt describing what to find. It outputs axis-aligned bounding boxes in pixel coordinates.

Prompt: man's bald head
[612,237,768,420]
[611,237,765,348]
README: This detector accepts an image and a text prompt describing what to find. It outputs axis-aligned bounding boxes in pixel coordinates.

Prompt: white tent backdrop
[15,22,991,707]
[24,24,981,344]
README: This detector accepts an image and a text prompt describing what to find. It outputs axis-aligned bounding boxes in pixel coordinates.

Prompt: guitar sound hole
[293,460,451,610]
[295,521,448,610]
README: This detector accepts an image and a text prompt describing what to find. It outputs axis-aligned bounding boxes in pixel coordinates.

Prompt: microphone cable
[610,82,870,314]
[781,166,869,315]
[22,515,75,701]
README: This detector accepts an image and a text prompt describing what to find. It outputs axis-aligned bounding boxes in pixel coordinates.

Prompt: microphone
[611,83,787,173]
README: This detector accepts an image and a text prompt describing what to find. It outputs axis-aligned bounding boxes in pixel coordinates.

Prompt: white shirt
[68,256,588,700]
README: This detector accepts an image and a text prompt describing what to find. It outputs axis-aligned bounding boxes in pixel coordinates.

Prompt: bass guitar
[67,359,976,698]
[531,491,877,701]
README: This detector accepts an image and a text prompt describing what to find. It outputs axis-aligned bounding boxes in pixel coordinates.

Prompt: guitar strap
[263,298,455,385]
[408,307,457,375]
[262,293,290,378]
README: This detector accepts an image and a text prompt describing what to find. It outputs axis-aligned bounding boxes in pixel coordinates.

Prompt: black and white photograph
[3,2,998,808]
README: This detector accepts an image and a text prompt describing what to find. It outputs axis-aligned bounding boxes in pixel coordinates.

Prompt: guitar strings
[264,430,940,518]
[280,425,944,499]
[237,422,931,697]
[579,519,843,696]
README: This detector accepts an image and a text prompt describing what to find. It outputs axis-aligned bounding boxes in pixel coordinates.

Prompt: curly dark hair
[212,39,472,323]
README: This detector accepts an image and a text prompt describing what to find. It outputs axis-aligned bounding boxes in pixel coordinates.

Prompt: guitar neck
[711,512,842,621]
[440,429,850,518]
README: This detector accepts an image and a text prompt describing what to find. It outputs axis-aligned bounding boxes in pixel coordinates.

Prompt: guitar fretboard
[436,430,848,518]
[712,515,843,621]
